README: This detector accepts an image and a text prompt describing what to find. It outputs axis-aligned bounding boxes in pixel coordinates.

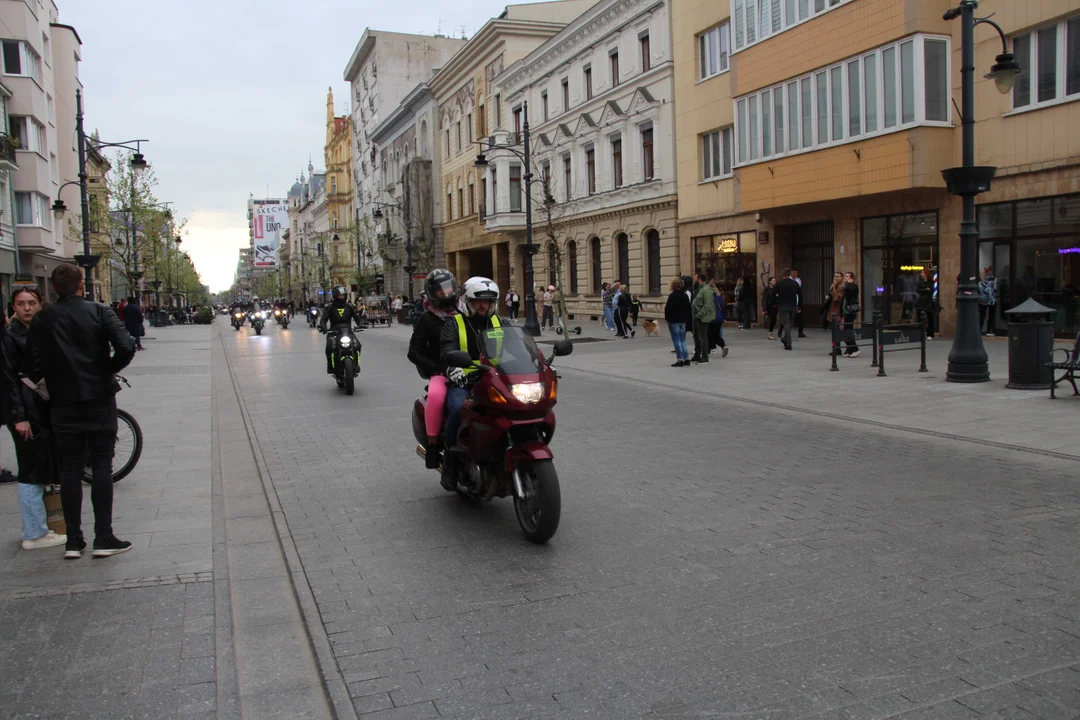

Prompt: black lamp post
[941,1,1021,383]
[51,89,148,301]
[373,202,417,301]
[475,100,539,337]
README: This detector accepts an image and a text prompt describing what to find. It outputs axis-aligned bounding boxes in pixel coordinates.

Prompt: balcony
[0,134,18,171]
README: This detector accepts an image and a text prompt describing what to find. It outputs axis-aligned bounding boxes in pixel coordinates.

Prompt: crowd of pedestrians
[2,265,136,558]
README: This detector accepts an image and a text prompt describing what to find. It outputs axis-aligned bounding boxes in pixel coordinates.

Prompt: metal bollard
[831,323,840,371]
[871,310,881,367]
[919,326,928,372]
[876,315,887,377]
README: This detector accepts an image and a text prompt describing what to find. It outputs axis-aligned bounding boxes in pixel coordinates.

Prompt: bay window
[1012,15,1080,111]
[734,35,951,167]
[731,0,855,52]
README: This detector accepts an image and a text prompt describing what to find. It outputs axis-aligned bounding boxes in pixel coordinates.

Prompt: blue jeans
[669,322,688,361]
[19,483,49,541]
[444,385,470,447]
[602,306,615,330]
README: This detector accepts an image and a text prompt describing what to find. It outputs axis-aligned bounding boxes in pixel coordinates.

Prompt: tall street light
[941,1,1021,383]
[372,201,416,301]
[51,89,148,301]
[475,99,539,337]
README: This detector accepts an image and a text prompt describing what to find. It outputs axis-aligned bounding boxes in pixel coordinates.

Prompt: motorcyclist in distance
[318,285,363,374]
[438,276,503,490]
[406,269,459,470]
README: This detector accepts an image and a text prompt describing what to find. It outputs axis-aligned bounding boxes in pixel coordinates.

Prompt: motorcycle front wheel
[343,357,355,395]
[255,326,262,335]
[514,460,561,544]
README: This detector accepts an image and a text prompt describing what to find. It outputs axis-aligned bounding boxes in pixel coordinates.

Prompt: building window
[612,137,623,188]
[610,50,620,87]
[491,169,497,214]
[563,154,572,201]
[561,78,570,112]
[616,232,629,282]
[861,211,939,325]
[456,122,462,152]
[641,126,654,180]
[541,160,551,188]
[14,191,51,229]
[509,165,522,212]
[568,240,579,294]
[734,35,949,167]
[701,127,733,180]
[640,33,651,72]
[585,146,596,194]
[468,183,475,215]
[1012,15,1080,110]
[478,104,487,137]
[590,236,602,292]
[731,0,854,52]
[447,191,454,220]
[458,188,464,218]
[698,23,730,80]
[646,229,661,294]
[1,41,40,83]
[466,113,473,143]
[584,66,593,100]
[480,178,487,220]
[46,94,54,124]
[541,91,549,121]
[494,94,502,128]
[8,116,46,155]
[548,243,558,287]
[445,129,450,158]
[513,106,522,143]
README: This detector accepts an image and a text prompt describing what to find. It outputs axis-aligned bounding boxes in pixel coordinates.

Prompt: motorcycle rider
[406,270,460,470]
[439,276,503,490]
[318,285,363,374]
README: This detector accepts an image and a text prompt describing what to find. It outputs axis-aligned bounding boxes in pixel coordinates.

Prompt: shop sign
[900,265,925,271]
[759,231,769,245]
[716,235,739,253]
[14,274,34,284]
[1059,247,1080,255]
[413,273,428,280]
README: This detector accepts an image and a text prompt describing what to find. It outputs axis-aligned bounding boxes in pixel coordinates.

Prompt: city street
[2,317,1079,719]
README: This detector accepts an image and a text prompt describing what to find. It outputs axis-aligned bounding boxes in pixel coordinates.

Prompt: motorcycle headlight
[234,313,242,318]
[274,309,281,316]
[339,335,352,346]
[510,382,544,404]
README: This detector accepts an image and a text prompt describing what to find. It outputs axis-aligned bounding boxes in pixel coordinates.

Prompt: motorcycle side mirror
[445,350,474,369]
[552,339,573,357]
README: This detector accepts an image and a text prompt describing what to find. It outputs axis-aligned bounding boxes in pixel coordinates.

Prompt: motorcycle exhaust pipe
[416,444,427,460]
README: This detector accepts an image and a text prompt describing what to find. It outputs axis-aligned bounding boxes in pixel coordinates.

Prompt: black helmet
[424,269,458,310]
[331,286,347,301]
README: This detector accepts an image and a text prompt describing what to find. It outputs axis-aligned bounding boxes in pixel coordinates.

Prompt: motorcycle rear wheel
[514,460,561,544]
[343,358,355,395]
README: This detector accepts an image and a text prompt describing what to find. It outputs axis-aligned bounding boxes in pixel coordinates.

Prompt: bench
[1048,332,1080,399]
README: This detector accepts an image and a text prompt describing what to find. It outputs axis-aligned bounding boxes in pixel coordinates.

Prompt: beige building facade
[672,0,1080,338]
[323,87,353,284]
[430,0,601,296]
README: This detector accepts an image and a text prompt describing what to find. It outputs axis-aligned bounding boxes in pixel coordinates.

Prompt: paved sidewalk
[0,326,217,719]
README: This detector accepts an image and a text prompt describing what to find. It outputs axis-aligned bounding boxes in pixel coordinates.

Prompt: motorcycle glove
[447,367,468,387]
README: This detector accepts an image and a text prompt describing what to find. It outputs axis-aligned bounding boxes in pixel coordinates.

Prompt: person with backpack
[708,281,730,358]
[690,274,716,363]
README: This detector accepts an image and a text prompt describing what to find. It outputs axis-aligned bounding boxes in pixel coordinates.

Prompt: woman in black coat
[664,277,692,366]
[915,269,936,339]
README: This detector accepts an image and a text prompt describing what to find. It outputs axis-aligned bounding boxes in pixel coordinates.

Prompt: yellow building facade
[673,0,1080,337]
[324,88,354,285]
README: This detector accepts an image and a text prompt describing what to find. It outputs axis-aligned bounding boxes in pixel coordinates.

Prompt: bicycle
[83,376,144,484]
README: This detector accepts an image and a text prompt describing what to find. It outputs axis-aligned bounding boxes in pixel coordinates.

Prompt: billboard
[252,200,287,267]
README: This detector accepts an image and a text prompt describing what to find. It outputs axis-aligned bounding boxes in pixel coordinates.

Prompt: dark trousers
[843,312,859,352]
[766,309,778,334]
[53,399,118,541]
[707,323,726,350]
[795,308,805,335]
[778,308,796,348]
[917,309,936,338]
[979,304,996,334]
[510,303,520,320]
[542,305,554,328]
[614,307,628,337]
[737,301,753,328]
[444,385,470,447]
[694,320,710,360]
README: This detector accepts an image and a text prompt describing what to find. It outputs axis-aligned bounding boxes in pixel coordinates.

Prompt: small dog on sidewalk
[642,319,659,337]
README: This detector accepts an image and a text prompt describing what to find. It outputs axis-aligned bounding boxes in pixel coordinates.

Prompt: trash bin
[1004,298,1056,389]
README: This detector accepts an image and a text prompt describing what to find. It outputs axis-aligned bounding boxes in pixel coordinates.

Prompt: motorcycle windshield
[481,325,542,374]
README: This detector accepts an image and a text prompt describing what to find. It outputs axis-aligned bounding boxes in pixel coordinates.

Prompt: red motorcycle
[412,326,573,543]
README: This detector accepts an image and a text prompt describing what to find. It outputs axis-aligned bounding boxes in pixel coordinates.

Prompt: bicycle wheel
[83,409,143,484]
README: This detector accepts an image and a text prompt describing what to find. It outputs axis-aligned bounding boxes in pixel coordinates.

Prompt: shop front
[860,211,940,324]
[978,193,1080,338]
[694,231,758,321]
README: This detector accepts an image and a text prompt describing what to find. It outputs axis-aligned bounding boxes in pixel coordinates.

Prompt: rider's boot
[425,436,442,470]
[439,450,457,491]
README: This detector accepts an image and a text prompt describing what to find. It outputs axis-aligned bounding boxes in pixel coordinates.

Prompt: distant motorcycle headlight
[274,309,281,316]
[510,382,544,404]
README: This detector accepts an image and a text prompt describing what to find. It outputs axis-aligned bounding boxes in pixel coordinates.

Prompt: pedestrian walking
[915,268,936,339]
[840,271,861,358]
[122,296,144,350]
[791,268,807,337]
[24,264,136,559]
[616,284,634,339]
[629,293,641,326]
[505,288,520,321]
[3,286,65,549]
[762,277,778,339]
[392,295,404,324]
[600,283,615,331]
[690,274,715,363]
[665,277,691,366]
[826,272,844,327]
[734,277,752,329]
[708,281,729,357]
[774,269,801,351]
[542,285,555,329]
[979,266,997,336]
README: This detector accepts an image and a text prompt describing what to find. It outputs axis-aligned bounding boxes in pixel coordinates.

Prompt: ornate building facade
[324,87,353,285]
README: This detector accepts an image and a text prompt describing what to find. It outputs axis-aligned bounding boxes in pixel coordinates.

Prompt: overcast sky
[61,0,516,292]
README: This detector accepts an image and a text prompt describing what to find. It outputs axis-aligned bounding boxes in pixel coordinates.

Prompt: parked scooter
[412,326,572,543]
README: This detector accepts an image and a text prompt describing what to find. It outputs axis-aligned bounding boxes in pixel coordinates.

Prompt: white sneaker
[22,531,67,550]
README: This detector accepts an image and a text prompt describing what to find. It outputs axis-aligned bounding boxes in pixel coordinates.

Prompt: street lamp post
[51,89,148,301]
[941,1,1021,383]
[372,201,417,301]
[474,100,539,336]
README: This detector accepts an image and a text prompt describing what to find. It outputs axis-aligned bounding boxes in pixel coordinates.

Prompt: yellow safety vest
[455,315,502,375]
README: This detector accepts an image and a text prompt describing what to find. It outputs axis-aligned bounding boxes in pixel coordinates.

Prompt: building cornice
[497,0,664,92]
[344,30,378,83]
[371,83,433,144]
[49,22,82,45]
[428,18,569,99]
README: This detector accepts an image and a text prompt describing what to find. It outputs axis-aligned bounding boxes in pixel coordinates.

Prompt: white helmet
[460,276,500,317]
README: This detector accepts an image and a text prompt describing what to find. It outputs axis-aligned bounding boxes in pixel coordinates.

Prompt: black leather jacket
[2,320,38,425]
[407,310,451,379]
[24,295,135,408]
[319,301,362,332]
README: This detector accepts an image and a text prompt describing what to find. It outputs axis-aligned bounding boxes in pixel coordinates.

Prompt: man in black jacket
[774,268,801,351]
[24,264,136,558]
[318,286,363,373]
